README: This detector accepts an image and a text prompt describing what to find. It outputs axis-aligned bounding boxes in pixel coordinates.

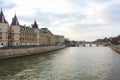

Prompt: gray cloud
[0,0,17,10]
[3,0,119,41]
[18,15,34,24]
[54,12,86,20]
[35,11,53,27]
[34,8,86,27]
[104,2,120,23]
[88,0,112,3]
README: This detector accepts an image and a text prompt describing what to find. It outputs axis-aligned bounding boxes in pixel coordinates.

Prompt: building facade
[0,9,9,47]
[20,25,36,46]
[0,9,65,47]
[10,14,20,46]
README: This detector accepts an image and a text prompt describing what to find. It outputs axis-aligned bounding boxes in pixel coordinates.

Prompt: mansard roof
[41,28,49,33]
[11,14,19,25]
[40,28,53,35]
[0,8,7,23]
[32,20,38,28]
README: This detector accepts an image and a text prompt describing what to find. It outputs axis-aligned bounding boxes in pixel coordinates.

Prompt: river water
[0,46,120,80]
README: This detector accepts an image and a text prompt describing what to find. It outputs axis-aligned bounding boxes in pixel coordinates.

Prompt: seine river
[0,46,120,80]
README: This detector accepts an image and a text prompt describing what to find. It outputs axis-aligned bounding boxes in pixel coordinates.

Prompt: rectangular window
[0,32,2,35]
[1,43,3,45]
[0,36,2,39]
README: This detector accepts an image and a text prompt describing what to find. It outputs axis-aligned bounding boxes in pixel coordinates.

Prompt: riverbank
[110,45,120,53]
[0,45,66,59]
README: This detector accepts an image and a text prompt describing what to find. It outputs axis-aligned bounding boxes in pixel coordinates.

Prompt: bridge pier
[96,44,99,47]
[90,44,92,47]
[83,44,85,47]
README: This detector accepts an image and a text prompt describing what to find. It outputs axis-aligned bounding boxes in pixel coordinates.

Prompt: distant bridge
[69,41,109,47]
[79,43,100,47]
[70,42,102,47]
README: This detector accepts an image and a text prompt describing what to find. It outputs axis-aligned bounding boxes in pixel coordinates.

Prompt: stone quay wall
[110,45,120,53]
[0,45,66,59]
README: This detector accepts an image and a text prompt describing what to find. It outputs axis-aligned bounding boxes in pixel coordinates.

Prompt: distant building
[108,35,120,45]
[55,35,65,45]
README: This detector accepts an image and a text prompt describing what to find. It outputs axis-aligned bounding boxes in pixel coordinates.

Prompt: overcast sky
[0,0,120,41]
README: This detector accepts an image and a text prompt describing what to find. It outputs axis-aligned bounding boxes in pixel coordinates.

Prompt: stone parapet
[0,45,66,59]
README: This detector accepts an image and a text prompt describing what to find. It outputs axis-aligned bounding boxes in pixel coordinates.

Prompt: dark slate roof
[40,28,53,35]
[41,28,49,33]
[32,20,38,28]
[11,14,19,25]
[0,9,7,23]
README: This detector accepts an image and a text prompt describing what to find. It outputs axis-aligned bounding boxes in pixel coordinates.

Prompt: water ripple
[0,47,120,80]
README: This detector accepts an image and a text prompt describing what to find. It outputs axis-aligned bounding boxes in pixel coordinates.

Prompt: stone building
[20,25,36,46]
[32,20,40,45]
[0,9,65,47]
[10,14,37,46]
[9,14,64,47]
[10,14,20,46]
[55,35,65,45]
[40,28,54,45]
[0,9,9,47]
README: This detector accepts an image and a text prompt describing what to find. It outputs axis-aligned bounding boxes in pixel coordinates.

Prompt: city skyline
[0,0,120,41]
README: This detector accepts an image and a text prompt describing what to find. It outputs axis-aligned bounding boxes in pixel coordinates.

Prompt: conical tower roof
[11,14,19,25]
[0,8,7,23]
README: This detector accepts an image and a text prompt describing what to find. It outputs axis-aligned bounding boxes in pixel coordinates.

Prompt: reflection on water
[0,47,120,80]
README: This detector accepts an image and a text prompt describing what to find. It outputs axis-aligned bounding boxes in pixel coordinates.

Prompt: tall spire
[0,8,7,23]
[11,14,19,25]
[1,8,2,14]
[32,18,38,28]
[1,7,3,15]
